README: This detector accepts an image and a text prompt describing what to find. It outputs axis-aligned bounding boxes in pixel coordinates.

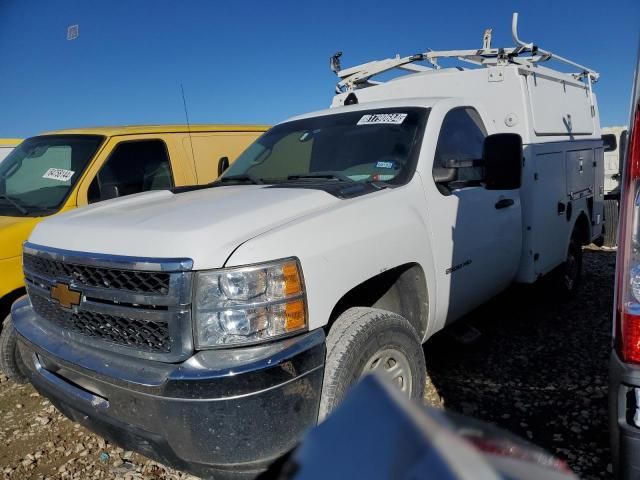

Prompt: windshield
[0,135,104,216]
[223,108,428,186]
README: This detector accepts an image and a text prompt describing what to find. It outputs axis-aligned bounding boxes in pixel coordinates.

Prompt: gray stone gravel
[0,247,615,479]
[0,377,199,479]
[425,247,614,479]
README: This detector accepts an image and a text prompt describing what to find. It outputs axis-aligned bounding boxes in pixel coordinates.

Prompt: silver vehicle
[609,45,640,479]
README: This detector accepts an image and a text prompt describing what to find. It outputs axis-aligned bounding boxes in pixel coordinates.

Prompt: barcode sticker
[43,168,75,182]
[357,113,407,125]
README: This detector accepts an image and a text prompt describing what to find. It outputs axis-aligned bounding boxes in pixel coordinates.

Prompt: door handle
[495,198,514,209]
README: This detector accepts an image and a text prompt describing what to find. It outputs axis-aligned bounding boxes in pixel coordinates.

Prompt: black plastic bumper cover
[610,350,640,480]
[11,297,325,479]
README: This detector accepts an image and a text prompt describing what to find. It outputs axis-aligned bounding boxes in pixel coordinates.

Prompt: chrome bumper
[12,297,325,479]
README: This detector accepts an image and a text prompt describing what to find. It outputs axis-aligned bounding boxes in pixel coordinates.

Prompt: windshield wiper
[0,193,27,215]
[287,173,356,183]
[217,174,264,185]
[366,180,391,190]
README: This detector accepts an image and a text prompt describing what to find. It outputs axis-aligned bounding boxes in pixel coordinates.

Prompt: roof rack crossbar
[333,13,599,93]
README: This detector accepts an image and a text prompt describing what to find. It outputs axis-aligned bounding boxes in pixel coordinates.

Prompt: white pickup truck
[9,17,604,479]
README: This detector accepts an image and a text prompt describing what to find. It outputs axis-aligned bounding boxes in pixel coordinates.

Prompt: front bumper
[11,297,325,479]
[610,351,640,479]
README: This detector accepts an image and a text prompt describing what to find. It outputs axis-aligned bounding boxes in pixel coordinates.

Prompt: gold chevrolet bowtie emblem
[50,283,81,309]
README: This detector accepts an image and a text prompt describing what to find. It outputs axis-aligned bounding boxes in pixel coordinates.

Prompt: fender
[224,178,441,337]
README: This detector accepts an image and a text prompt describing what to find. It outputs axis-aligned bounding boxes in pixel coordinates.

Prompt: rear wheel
[0,316,28,384]
[319,307,426,421]
[552,231,583,298]
[604,198,619,248]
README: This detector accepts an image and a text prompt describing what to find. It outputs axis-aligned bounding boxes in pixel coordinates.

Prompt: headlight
[194,258,307,348]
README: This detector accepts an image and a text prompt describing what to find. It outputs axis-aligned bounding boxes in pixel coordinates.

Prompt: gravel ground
[0,374,198,479]
[425,246,615,479]
[0,247,615,479]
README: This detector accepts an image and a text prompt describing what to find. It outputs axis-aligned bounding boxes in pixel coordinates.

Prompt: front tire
[0,316,28,384]
[319,307,426,421]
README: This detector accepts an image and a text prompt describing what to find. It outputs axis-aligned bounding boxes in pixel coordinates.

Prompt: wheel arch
[326,263,429,339]
[0,287,26,321]
[573,210,591,245]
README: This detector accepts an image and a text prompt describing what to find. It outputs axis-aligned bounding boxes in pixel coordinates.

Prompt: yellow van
[0,125,267,317]
[0,139,22,163]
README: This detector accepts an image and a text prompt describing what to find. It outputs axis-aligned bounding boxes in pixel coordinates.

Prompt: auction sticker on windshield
[42,168,75,182]
[357,113,407,125]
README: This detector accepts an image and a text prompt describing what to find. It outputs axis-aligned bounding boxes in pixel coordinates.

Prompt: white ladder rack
[331,13,599,94]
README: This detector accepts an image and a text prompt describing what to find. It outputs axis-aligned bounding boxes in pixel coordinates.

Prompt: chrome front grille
[29,294,171,353]
[23,253,171,295]
[22,243,194,362]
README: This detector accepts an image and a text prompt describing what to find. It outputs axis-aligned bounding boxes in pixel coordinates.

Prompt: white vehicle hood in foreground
[29,185,340,269]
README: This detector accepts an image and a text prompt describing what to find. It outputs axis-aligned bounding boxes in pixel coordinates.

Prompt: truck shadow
[424,248,615,479]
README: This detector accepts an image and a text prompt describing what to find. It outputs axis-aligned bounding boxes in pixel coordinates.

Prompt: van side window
[433,108,487,193]
[88,140,173,203]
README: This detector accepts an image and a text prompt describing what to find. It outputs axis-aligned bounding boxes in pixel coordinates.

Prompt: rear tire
[604,198,619,248]
[0,316,28,384]
[319,307,426,421]
[552,231,583,298]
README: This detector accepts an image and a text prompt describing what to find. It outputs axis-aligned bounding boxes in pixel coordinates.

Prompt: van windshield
[0,135,104,217]
[223,107,428,186]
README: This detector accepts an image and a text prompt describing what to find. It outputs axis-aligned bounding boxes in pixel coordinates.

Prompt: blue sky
[0,0,638,137]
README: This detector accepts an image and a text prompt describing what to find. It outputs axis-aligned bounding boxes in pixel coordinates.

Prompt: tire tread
[320,307,426,420]
[0,316,28,384]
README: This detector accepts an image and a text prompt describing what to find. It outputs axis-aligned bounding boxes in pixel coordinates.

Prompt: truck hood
[28,186,341,269]
[0,215,41,260]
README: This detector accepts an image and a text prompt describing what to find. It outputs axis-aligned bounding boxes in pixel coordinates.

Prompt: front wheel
[0,316,29,384]
[318,307,426,421]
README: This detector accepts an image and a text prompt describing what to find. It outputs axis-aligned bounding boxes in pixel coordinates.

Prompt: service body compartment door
[522,144,600,279]
[566,149,594,200]
[529,149,570,275]
[593,147,604,236]
[526,73,594,136]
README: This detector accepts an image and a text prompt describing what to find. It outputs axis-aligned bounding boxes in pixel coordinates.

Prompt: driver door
[431,107,522,322]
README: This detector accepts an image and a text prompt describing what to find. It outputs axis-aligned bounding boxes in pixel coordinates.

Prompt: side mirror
[101,184,120,201]
[443,159,480,168]
[483,133,522,190]
[602,134,617,152]
[433,167,456,183]
[218,156,230,176]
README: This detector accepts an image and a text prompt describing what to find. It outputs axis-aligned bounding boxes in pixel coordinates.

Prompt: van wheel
[604,199,619,248]
[0,316,28,384]
[318,307,426,421]
[553,232,583,298]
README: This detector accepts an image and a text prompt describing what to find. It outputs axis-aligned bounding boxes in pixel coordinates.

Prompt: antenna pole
[181,84,199,184]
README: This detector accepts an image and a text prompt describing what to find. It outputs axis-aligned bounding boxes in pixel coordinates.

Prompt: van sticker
[357,113,407,125]
[372,174,395,181]
[42,168,75,182]
[376,161,396,169]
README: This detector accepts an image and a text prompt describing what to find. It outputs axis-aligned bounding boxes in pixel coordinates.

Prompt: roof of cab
[0,138,22,146]
[285,97,442,124]
[40,124,270,137]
